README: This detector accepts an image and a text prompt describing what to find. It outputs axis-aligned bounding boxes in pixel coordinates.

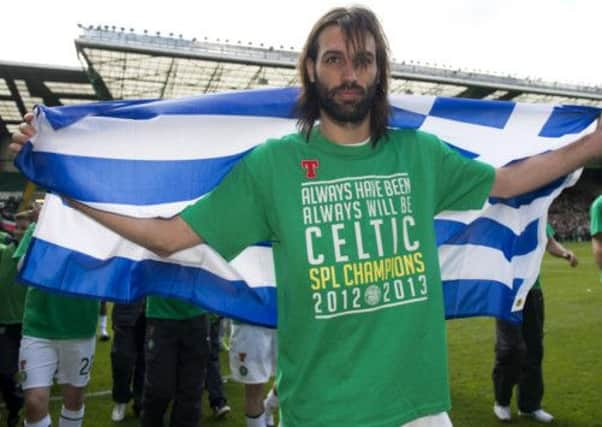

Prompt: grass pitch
[449,242,602,426]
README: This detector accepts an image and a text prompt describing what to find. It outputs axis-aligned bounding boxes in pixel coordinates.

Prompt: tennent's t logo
[301,159,320,179]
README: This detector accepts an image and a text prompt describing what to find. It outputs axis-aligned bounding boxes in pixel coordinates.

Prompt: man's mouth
[334,87,364,101]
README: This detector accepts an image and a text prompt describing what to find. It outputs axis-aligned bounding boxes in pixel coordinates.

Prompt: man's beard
[315,77,377,125]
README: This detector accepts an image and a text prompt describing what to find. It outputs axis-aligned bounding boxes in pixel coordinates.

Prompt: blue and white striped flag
[14,87,600,326]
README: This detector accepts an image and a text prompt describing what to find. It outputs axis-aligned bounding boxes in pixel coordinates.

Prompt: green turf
[448,242,602,426]
[2,243,600,426]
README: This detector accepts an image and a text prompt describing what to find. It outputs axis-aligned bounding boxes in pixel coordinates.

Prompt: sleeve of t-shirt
[590,196,602,236]
[431,135,495,214]
[179,151,272,261]
[12,223,35,259]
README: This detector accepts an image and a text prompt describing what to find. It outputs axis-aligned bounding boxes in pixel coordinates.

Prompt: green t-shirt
[17,223,100,339]
[13,222,35,259]
[590,195,602,236]
[181,128,494,426]
[22,288,100,339]
[0,243,27,324]
[589,196,602,282]
[145,296,205,319]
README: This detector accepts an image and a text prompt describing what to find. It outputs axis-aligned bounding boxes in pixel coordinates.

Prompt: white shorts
[229,323,277,384]
[18,335,96,389]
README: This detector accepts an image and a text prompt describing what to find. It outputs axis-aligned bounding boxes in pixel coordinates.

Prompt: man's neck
[319,113,371,145]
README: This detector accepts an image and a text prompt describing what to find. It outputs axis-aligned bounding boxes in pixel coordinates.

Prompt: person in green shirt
[140,297,209,427]
[10,6,602,427]
[0,210,30,427]
[16,217,100,427]
[590,195,602,282]
[492,224,577,423]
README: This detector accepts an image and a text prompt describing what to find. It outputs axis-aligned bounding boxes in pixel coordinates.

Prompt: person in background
[0,210,30,427]
[228,322,277,427]
[140,296,209,427]
[589,195,602,282]
[493,223,577,423]
[16,203,100,427]
[110,300,146,422]
[204,315,231,419]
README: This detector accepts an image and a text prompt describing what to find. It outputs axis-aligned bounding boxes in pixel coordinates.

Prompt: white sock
[25,414,52,427]
[59,405,84,427]
[246,411,266,427]
[264,388,279,412]
[265,411,275,427]
[264,389,279,426]
[99,315,108,334]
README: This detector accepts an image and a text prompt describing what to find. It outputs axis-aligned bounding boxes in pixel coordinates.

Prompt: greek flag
[14,87,600,327]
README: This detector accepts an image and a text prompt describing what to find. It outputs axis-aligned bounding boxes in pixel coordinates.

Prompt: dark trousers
[205,317,227,408]
[0,323,24,417]
[111,313,146,408]
[493,289,544,412]
[141,315,209,427]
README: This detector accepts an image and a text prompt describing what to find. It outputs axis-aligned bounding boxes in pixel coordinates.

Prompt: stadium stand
[549,169,602,241]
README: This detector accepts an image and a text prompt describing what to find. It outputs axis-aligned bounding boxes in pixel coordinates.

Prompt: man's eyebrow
[320,49,375,58]
[320,49,345,57]
[354,51,375,58]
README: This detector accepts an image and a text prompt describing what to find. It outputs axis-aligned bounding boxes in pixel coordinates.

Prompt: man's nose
[341,61,358,82]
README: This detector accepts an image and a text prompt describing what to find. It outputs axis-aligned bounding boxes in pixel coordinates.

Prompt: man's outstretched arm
[70,200,203,257]
[10,115,204,257]
[491,118,602,198]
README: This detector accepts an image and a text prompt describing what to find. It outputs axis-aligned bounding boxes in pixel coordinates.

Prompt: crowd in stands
[548,172,602,241]
[549,191,592,241]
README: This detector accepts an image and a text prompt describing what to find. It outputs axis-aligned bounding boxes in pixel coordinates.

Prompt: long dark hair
[295,6,391,144]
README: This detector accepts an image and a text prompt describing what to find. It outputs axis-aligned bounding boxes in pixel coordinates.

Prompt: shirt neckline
[307,127,383,158]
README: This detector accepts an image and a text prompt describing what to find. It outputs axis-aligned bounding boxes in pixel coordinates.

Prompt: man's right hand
[9,112,35,155]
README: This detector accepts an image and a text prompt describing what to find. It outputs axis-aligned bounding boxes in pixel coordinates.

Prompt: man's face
[307,25,378,124]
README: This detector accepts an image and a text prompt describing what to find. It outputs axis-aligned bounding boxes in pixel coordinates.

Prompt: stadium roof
[0,61,98,174]
[0,61,97,131]
[74,25,602,105]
